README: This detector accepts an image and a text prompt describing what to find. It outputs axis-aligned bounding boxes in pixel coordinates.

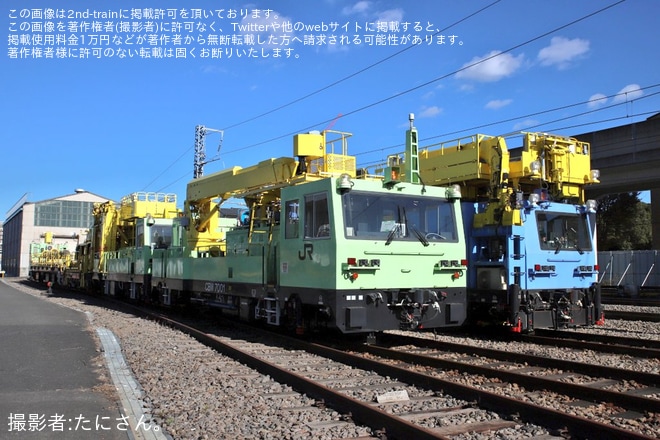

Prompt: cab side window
[285,199,300,239]
[304,192,330,239]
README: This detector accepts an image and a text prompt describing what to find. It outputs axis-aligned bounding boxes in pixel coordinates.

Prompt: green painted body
[104,217,175,298]
[64,128,469,334]
[151,176,468,333]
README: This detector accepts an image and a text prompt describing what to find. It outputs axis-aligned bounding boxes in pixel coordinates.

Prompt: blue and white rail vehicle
[401,115,603,332]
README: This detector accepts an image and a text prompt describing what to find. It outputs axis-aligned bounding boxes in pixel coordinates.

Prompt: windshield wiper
[385,206,429,247]
[385,223,399,246]
[386,205,400,245]
[410,224,429,246]
[386,205,408,246]
[569,228,584,254]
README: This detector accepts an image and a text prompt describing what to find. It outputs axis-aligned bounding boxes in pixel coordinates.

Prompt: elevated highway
[574,114,660,247]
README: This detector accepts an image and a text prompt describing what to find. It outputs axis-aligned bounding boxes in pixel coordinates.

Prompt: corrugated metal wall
[598,250,660,289]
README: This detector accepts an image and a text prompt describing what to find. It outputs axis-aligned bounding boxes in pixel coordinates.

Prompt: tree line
[596,192,652,251]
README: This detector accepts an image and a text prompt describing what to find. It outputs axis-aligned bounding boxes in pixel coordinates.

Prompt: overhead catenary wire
[219,0,628,156]
[152,0,630,192]
[355,84,660,161]
[141,145,194,192]
[145,0,502,192]
[219,0,504,132]
[357,108,660,171]
[155,105,659,194]
[427,85,660,143]
[148,1,503,192]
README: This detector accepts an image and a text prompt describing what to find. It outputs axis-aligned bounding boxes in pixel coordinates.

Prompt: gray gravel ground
[5,279,659,439]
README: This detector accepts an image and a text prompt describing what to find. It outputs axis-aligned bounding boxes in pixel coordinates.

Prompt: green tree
[596,192,651,250]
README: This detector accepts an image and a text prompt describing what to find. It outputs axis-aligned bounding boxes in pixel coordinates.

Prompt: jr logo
[298,243,313,260]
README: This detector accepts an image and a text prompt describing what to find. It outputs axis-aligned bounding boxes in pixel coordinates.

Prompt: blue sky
[3,0,659,218]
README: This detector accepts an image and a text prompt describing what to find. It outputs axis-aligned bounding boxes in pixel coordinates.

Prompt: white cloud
[418,106,442,118]
[201,65,228,75]
[612,84,644,104]
[538,36,589,69]
[375,8,404,24]
[485,99,512,110]
[587,85,643,109]
[587,93,607,109]
[421,91,435,100]
[456,50,524,82]
[513,119,539,131]
[342,4,402,23]
[342,1,371,15]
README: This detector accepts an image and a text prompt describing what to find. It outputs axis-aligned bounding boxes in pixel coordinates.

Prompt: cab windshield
[341,191,458,242]
[537,211,592,252]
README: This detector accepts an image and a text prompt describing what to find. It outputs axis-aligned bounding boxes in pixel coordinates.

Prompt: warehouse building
[2,189,112,277]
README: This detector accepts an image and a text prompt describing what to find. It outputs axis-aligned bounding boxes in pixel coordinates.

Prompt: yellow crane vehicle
[39,119,467,337]
[137,121,469,335]
[65,192,179,296]
[30,115,603,335]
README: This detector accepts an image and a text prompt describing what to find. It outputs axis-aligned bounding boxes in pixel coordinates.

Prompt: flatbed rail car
[28,234,76,286]
[67,121,469,335]
[390,120,603,332]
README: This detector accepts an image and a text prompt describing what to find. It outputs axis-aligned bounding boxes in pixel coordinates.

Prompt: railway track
[366,333,659,411]
[603,297,660,307]
[142,309,658,439]
[528,328,660,355]
[15,280,660,439]
[601,289,660,307]
[604,310,660,322]
[600,294,660,321]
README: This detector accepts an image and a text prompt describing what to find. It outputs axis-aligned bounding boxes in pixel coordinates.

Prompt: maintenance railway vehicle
[32,120,469,335]
[29,114,604,334]
[28,233,76,286]
[407,121,604,331]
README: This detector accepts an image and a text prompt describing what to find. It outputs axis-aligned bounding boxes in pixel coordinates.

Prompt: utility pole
[193,125,224,179]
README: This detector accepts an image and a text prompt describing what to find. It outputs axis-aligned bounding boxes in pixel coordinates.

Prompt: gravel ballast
[5,279,659,439]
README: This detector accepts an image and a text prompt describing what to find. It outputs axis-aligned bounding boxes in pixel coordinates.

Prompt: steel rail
[528,328,660,353]
[604,310,660,322]
[352,343,660,414]
[37,283,657,440]
[379,333,660,386]
[303,340,655,440]
[149,312,453,440]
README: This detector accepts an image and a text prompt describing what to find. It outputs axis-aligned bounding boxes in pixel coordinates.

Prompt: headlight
[586,199,598,212]
[530,160,541,175]
[446,184,462,199]
[337,173,353,191]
